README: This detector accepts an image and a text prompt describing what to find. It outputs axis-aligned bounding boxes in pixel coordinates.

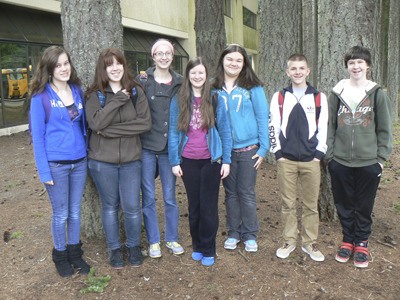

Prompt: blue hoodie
[30,83,87,182]
[168,93,232,166]
[217,85,270,158]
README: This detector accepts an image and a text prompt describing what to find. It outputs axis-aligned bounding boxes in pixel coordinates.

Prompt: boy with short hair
[326,46,392,268]
[269,54,328,261]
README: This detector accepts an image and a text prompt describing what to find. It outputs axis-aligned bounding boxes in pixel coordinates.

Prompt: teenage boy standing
[269,54,328,262]
[326,46,392,268]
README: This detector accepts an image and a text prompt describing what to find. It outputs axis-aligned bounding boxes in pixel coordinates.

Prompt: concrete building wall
[121,0,189,39]
[0,0,260,132]
[0,0,259,59]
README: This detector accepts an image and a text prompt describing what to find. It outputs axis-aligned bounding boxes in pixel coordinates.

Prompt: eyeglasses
[154,51,173,58]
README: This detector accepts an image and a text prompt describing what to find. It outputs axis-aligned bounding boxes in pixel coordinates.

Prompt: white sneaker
[224,238,240,250]
[301,243,325,262]
[276,243,296,259]
[149,243,162,258]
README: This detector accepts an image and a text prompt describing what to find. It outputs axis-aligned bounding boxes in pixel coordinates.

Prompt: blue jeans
[141,149,179,243]
[46,158,87,251]
[223,148,259,241]
[88,159,142,249]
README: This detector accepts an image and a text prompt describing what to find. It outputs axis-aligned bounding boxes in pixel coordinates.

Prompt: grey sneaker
[301,243,325,262]
[165,242,184,255]
[244,240,258,252]
[276,243,296,259]
[149,243,162,258]
[224,238,240,250]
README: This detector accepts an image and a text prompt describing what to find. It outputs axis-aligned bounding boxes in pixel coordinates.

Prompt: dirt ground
[1,124,399,300]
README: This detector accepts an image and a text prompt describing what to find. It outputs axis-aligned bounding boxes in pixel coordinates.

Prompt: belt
[233,144,259,153]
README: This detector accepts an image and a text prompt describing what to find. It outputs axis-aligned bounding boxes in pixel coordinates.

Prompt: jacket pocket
[333,132,351,160]
[354,132,378,159]
[208,127,223,161]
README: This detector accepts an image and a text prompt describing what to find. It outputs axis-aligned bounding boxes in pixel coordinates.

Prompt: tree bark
[387,0,399,122]
[258,0,301,101]
[373,0,384,85]
[61,0,123,87]
[194,0,226,70]
[317,0,378,220]
[302,0,318,86]
[60,0,124,238]
[317,0,376,93]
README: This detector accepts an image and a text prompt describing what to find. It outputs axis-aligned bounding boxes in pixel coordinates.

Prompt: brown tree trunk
[317,0,378,220]
[387,0,399,123]
[61,0,123,87]
[373,0,384,85]
[317,0,377,93]
[194,0,226,69]
[258,0,301,101]
[60,0,124,238]
[302,0,318,86]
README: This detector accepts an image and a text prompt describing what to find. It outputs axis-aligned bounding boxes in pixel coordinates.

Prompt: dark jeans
[223,148,259,241]
[181,157,221,257]
[329,160,381,244]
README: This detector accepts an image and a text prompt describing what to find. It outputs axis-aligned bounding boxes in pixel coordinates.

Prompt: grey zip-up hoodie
[137,67,182,153]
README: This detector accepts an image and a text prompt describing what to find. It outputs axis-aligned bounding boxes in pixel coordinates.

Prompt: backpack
[211,93,219,129]
[97,87,138,108]
[278,90,321,126]
[28,90,52,143]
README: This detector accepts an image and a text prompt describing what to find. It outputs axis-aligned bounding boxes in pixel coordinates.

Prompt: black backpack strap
[131,87,138,109]
[212,93,219,129]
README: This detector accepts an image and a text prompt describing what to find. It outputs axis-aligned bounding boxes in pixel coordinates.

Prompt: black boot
[52,248,74,277]
[109,248,125,269]
[67,242,91,274]
[127,246,143,267]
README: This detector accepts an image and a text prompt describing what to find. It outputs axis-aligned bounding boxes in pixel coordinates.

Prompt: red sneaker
[335,242,354,263]
[353,241,369,268]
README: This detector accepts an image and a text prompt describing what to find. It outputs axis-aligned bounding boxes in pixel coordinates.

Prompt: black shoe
[52,248,74,277]
[67,242,91,274]
[109,248,125,269]
[127,246,143,267]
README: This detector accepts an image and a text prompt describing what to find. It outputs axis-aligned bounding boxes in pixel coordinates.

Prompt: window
[243,7,257,29]
[224,0,232,18]
[0,43,48,127]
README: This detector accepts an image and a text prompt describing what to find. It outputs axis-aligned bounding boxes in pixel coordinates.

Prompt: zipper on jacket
[206,130,222,163]
[118,108,122,164]
[350,94,369,161]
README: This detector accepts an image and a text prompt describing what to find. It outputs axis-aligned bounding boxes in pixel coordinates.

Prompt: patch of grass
[10,231,24,240]
[380,177,391,184]
[393,121,400,145]
[394,202,400,213]
[31,213,44,218]
[80,268,111,294]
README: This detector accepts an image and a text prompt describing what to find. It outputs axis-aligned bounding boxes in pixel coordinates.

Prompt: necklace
[51,82,70,95]
[50,82,74,106]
